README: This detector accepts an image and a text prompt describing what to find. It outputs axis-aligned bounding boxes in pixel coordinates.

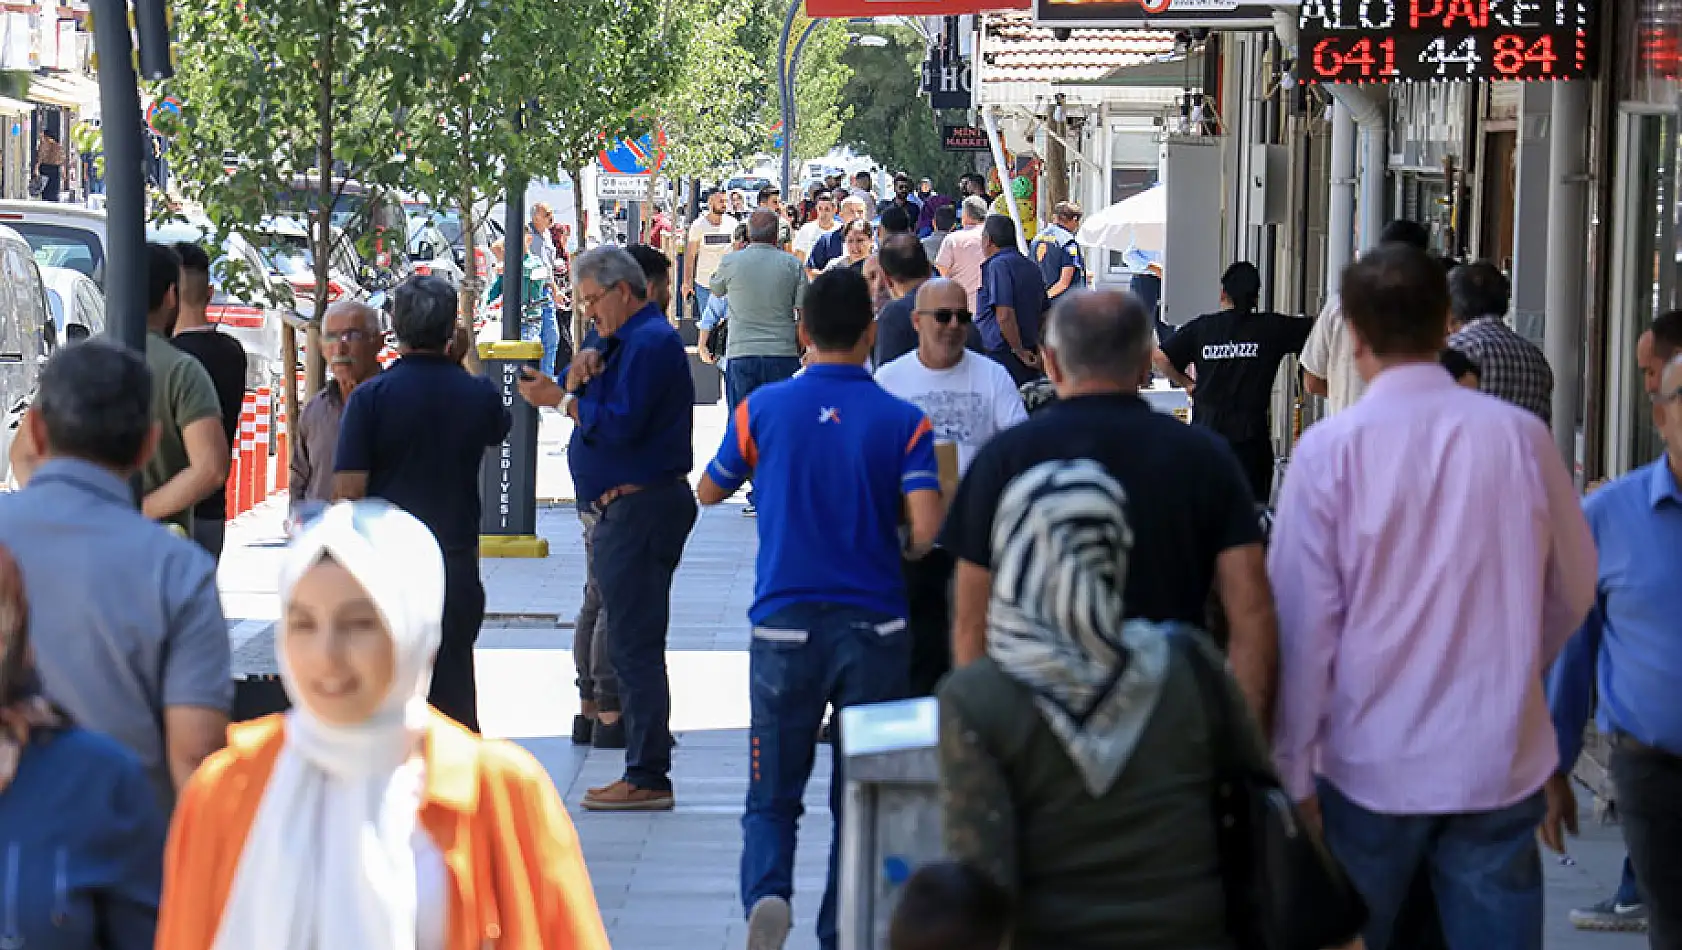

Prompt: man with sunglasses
[876,277,1026,696]
[289,300,385,515]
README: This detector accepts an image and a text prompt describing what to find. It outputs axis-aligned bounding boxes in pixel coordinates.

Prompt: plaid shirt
[1448,315,1554,425]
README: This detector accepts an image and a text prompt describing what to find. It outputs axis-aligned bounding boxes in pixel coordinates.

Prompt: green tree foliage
[837,26,976,189]
[649,0,762,180]
[166,0,431,405]
[780,16,851,166]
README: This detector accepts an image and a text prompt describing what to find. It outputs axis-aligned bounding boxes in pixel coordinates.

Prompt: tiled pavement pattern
[217,402,1640,949]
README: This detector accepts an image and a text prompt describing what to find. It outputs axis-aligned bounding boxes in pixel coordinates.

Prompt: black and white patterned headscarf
[987,459,1171,797]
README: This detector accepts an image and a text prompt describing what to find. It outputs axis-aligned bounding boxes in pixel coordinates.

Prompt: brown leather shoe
[582,780,674,812]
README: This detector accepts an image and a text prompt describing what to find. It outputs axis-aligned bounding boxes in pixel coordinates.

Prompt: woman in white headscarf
[937,460,1277,950]
[157,500,610,950]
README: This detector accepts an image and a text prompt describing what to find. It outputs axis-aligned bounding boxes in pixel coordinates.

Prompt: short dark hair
[1340,244,1451,358]
[747,210,780,244]
[758,185,780,202]
[982,214,1016,250]
[838,219,873,243]
[1221,261,1262,313]
[1379,219,1431,251]
[174,242,212,307]
[1448,261,1510,321]
[879,205,912,236]
[878,234,931,282]
[391,275,458,351]
[960,173,987,192]
[35,339,153,468]
[732,223,750,243]
[933,203,957,230]
[887,862,1012,950]
[854,170,872,181]
[147,242,181,313]
[802,269,874,351]
[1653,310,1682,359]
[173,242,210,275]
[815,191,837,205]
[625,243,670,283]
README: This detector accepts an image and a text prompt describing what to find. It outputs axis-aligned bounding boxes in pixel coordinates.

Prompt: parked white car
[0,224,56,487]
[39,265,105,342]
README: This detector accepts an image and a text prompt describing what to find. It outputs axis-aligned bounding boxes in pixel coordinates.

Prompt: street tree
[838,26,976,190]
[646,0,762,182]
[772,15,852,172]
[166,0,429,419]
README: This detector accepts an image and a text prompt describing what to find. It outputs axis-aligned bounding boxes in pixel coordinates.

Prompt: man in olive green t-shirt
[139,244,229,535]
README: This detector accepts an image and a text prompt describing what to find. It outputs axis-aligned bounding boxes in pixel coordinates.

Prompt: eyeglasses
[916,307,972,325]
[323,329,373,345]
[578,285,619,311]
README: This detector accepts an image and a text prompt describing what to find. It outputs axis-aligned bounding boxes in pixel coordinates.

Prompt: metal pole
[1545,80,1589,472]
[777,0,800,193]
[504,174,526,341]
[91,0,147,353]
[1357,122,1388,252]
[788,18,820,158]
[981,107,1029,255]
[1326,101,1356,297]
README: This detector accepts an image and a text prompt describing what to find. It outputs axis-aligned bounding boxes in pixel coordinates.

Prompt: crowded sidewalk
[212,403,1638,950]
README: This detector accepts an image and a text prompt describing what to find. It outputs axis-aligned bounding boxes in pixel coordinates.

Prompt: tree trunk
[567,161,590,348]
[1044,108,1069,214]
[456,187,483,375]
[305,21,334,400]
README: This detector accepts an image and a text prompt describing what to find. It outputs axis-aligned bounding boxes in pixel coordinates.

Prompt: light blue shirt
[0,458,231,810]
[1549,457,1682,762]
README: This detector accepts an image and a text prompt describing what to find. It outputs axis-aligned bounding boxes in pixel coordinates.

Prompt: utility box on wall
[1161,138,1224,327]
[1248,144,1290,226]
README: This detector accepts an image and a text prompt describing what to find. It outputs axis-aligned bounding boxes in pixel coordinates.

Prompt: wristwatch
[559,393,577,416]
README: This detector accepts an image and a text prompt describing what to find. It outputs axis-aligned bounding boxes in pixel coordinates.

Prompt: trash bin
[837,697,943,950]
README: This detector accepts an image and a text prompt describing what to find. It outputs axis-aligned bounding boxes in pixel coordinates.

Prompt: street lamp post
[92,0,162,353]
[777,0,801,193]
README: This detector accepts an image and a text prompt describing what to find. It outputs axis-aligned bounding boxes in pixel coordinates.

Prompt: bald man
[290,300,385,513]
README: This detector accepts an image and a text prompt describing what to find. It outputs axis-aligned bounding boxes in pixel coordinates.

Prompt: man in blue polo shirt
[698,268,945,950]
[977,214,1049,385]
[334,275,512,732]
[519,244,697,812]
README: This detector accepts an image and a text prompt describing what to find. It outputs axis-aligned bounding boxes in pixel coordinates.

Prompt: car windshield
[258,233,315,277]
[11,224,101,278]
[275,187,368,231]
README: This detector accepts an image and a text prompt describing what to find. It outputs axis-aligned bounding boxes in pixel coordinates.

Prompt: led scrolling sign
[1297,1,1597,84]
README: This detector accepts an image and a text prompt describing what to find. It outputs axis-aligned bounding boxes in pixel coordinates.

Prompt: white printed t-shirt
[688,213,740,288]
[1300,294,1366,414]
[874,349,1028,475]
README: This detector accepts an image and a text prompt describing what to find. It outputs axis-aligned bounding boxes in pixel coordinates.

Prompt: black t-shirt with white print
[1161,308,1313,444]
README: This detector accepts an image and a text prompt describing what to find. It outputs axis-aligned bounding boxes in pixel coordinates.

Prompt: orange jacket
[156,711,611,950]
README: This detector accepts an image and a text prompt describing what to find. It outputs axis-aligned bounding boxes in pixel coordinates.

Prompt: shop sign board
[1297,0,1599,84]
[920,50,973,110]
[941,125,990,151]
[1032,0,1280,29]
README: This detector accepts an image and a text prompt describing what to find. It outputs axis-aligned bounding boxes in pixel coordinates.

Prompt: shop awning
[1084,52,1205,87]
[27,73,99,108]
[0,95,32,117]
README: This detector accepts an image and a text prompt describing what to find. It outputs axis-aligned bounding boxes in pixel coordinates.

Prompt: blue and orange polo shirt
[706,363,941,624]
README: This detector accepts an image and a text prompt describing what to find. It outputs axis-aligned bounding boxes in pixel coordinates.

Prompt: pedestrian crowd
[0,170,1673,950]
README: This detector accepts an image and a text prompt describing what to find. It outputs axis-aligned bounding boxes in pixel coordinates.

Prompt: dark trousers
[430,550,486,733]
[190,516,226,563]
[1225,435,1275,504]
[739,603,910,950]
[1319,780,1545,950]
[39,164,60,202]
[574,508,617,711]
[1612,737,1682,949]
[903,549,953,697]
[985,346,1045,387]
[594,481,697,791]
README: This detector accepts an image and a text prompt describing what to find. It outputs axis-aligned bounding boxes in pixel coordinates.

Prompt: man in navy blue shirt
[519,244,696,812]
[976,214,1048,385]
[1548,353,1682,946]
[698,267,943,950]
[334,276,510,732]
[1032,201,1088,302]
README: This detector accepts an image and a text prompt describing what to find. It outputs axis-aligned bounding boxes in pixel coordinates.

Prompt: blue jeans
[739,603,910,950]
[1618,857,1642,906]
[693,282,712,321]
[1318,780,1545,950]
[539,302,561,377]
[726,356,803,505]
[592,481,697,790]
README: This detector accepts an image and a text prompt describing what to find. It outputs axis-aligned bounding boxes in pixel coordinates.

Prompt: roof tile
[981,11,1180,83]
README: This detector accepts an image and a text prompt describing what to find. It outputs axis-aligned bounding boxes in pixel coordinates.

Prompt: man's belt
[592,476,684,512]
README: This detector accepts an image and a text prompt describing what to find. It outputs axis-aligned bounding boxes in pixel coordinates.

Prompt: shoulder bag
[1171,630,1367,950]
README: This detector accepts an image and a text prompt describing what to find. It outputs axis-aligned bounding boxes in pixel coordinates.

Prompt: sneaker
[746,896,792,950]
[571,715,594,745]
[1570,898,1648,932]
[743,501,758,518]
[581,780,674,812]
[593,717,626,750]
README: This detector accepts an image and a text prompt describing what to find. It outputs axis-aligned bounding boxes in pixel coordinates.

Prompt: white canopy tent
[1077,184,1165,254]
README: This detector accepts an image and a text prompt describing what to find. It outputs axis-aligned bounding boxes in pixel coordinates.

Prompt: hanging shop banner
[1032,0,1280,29]
[920,50,973,110]
[1297,0,1600,84]
[807,0,1026,16]
[942,125,991,151]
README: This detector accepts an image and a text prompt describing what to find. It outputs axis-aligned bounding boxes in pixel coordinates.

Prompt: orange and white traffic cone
[236,392,257,516]
[253,386,272,501]
[274,393,289,495]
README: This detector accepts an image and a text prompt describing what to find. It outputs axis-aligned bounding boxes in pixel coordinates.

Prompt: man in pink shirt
[1268,243,1596,950]
[934,195,989,311]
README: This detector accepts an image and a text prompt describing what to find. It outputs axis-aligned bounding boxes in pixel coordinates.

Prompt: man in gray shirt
[290,300,384,515]
[0,340,232,810]
[710,209,808,514]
